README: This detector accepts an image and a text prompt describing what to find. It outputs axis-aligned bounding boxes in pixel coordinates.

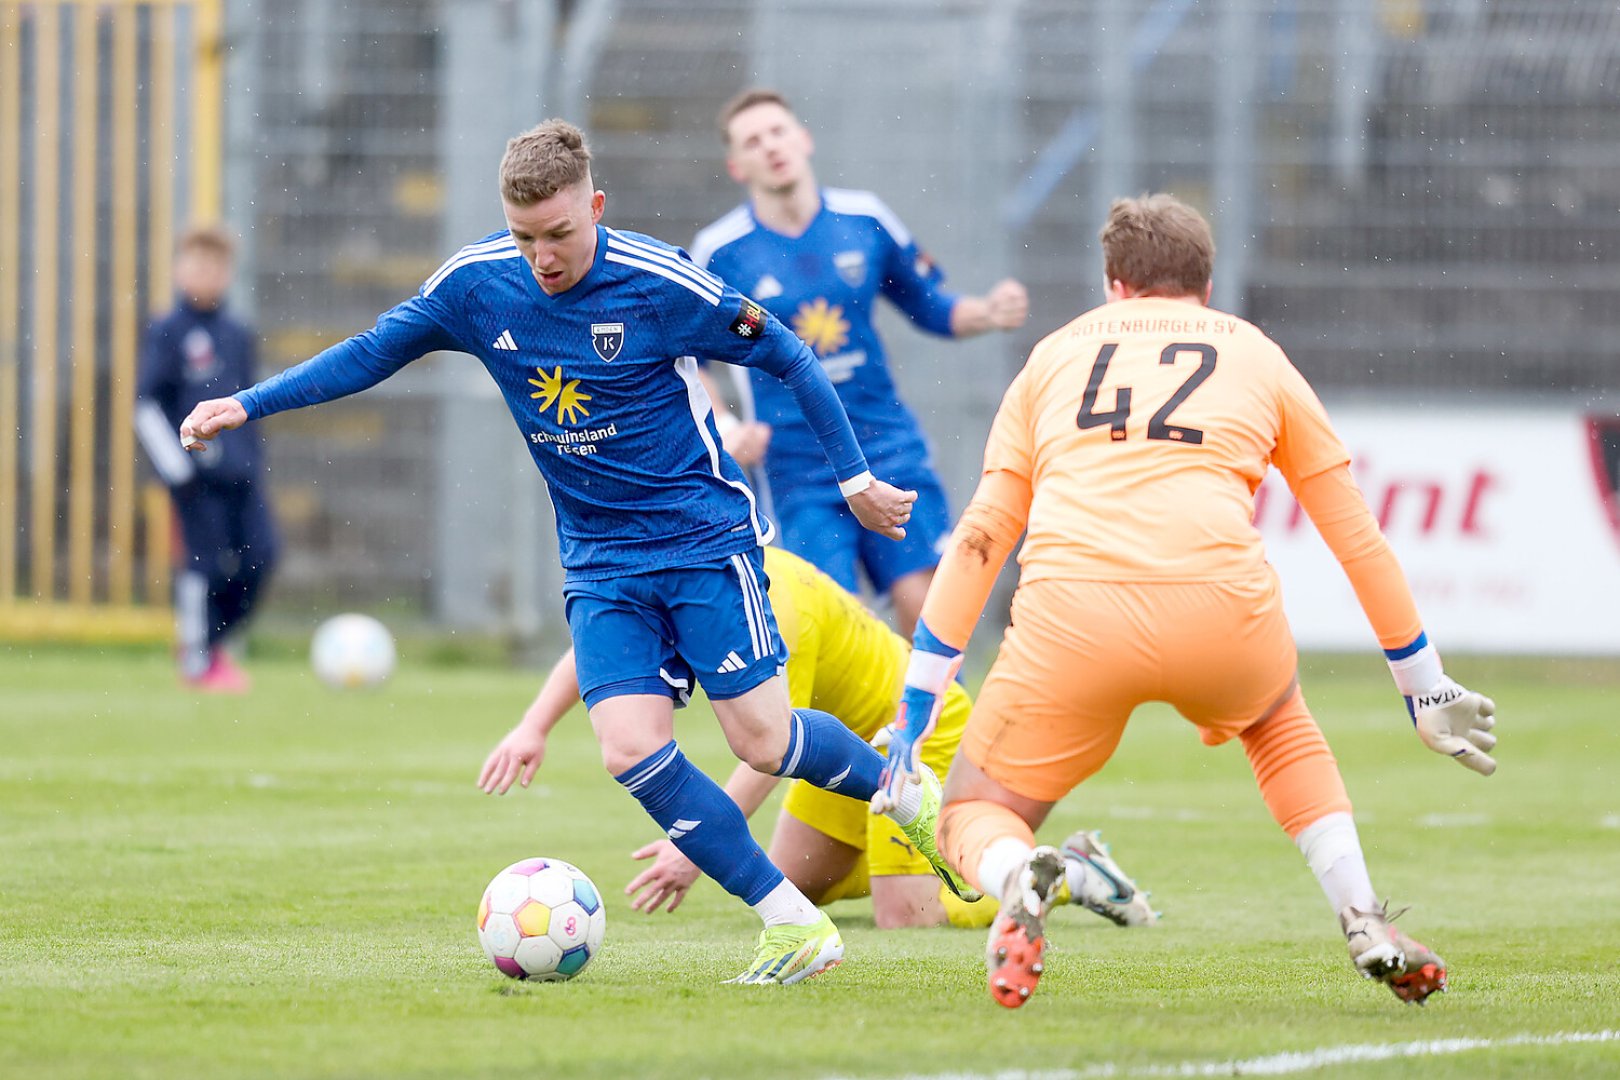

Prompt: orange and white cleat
[1340,903,1448,1004]
[986,846,1068,1008]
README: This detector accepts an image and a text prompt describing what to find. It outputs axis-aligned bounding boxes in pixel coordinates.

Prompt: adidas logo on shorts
[716,650,747,674]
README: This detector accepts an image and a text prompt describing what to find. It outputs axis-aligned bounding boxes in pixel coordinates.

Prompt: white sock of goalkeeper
[977,837,1035,903]
[1295,811,1379,915]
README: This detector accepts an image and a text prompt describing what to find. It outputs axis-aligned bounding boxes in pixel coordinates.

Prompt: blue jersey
[137,298,264,487]
[234,226,870,582]
[691,188,958,497]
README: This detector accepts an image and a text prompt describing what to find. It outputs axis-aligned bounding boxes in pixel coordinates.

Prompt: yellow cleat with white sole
[893,765,981,902]
[726,911,845,985]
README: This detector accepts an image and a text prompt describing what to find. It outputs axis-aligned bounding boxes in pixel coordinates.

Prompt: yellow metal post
[68,3,101,604]
[0,0,215,641]
[191,0,224,222]
[149,4,175,307]
[29,4,61,600]
[108,5,139,604]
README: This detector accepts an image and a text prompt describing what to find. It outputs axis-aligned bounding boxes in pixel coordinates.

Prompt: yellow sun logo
[792,298,850,357]
[528,366,593,425]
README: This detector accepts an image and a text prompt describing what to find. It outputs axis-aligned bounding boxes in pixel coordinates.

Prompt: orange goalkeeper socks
[939,798,1037,898]
[1241,686,1353,838]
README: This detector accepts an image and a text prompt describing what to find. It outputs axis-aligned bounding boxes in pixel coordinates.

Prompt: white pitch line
[828,1030,1619,1080]
[1415,812,1492,828]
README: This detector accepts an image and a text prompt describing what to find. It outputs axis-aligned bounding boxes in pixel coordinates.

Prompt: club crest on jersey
[591,322,624,363]
[729,300,767,342]
[182,327,219,381]
[833,250,867,287]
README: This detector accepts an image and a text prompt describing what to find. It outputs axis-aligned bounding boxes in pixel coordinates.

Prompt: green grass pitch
[2,646,1617,1079]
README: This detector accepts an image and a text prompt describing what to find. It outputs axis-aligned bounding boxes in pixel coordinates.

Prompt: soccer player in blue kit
[691,89,1030,635]
[178,120,973,985]
[137,225,277,692]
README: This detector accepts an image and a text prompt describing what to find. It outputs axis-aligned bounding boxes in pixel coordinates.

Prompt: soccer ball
[309,613,396,689]
[477,857,606,981]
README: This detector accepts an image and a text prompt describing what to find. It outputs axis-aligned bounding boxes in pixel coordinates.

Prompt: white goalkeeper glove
[1387,633,1497,776]
[1408,674,1498,776]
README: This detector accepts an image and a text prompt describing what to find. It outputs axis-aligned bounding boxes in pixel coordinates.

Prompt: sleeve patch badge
[729,299,767,341]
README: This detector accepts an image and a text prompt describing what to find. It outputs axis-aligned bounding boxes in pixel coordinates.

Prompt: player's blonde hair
[718,87,795,145]
[1099,194,1215,297]
[499,119,593,205]
[175,222,235,261]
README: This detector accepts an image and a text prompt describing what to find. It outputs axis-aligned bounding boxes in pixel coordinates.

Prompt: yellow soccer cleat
[726,911,845,985]
[893,765,982,902]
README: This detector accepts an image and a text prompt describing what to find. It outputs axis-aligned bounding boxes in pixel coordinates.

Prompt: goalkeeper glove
[870,619,962,814]
[1387,633,1497,776]
[1409,675,1498,776]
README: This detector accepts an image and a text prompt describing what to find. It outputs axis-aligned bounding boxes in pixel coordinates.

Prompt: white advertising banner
[1256,405,1620,654]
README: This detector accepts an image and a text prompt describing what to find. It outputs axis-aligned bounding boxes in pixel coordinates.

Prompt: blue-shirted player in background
[692,89,1030,636]
[136,224,277,693]
[178,120,976,985]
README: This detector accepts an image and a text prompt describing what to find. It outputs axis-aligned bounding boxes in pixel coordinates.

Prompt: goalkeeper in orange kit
[872,194,1497,1008]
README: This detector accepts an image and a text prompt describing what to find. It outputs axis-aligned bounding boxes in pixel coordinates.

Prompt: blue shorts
[773,467,951,595]
[564,547,789,710]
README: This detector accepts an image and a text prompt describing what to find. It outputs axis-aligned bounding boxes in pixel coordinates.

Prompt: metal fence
[1,0,222,642]
[47,0,1617,635]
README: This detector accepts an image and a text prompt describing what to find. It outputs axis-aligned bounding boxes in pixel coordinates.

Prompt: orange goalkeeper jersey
[984,297,1349,583]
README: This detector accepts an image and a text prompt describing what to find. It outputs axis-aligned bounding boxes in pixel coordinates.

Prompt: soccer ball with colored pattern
[477,857,606,981]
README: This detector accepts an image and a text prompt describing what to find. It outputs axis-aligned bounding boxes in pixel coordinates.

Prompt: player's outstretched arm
[949,278,1030,337]
[478,648,582,794]
[873,468,1031,810]
[179,396,248,449]
[1291,464,1498,776]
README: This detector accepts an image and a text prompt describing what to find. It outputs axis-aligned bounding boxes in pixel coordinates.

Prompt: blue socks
[614,713,884,908]
[615,741,783,905]
[773,708,883,801]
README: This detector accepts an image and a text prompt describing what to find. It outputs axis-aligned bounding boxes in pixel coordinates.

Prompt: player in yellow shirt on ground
[481,546,1156,931]
[873,194,1496,1006]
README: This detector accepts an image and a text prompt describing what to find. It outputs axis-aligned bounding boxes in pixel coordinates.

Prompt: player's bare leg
[710,674,795,771]
[766,812,863,904]
[769,813,987,928]
[587,693,677,775]
[888,566,934,640]
[870,875,949,928]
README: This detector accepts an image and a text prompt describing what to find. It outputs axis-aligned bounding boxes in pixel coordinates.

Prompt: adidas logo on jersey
[492,329,518,351]
[753,274,783,301]
[716,651,748,674]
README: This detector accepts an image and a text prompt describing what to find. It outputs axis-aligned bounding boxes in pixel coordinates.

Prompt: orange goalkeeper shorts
[963,573,1298,803]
